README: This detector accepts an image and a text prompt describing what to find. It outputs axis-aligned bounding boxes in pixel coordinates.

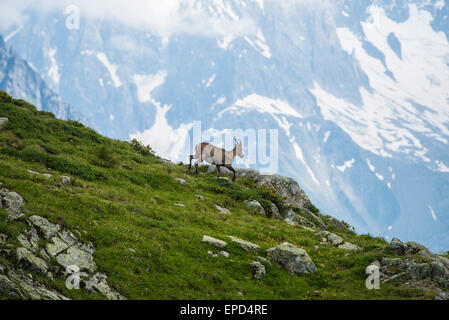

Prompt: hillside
[0,90,448,300]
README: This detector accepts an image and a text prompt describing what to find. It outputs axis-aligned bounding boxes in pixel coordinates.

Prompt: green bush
[94,146,118,168]
[131,139,154,157]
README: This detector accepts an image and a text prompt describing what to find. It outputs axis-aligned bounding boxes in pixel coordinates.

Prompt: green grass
[0,90,438,300]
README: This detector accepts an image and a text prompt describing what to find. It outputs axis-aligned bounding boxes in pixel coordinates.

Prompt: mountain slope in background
[0,35,87,125]
[2,0,449,251]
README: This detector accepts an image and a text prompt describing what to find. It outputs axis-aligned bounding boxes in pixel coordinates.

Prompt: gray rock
[0,188,25,220]
[46,230,78,256]
[316,231,344,246]
[268,202,282,219]
[266,242,317,274]
[256,256,272,267]
[284,218,297,226]
[202,235,227,248]
[176,178,187,185]
[174,203,185,207]
[0,270,69,300]
[27,215,61,239]
[0,117,8,130]
[196,194,205,200]
[380,258,432,282]
[244,200,265,216]
[16,247,49,274]
[42,173,53,179]
[250,261,266,279]
[236,169,311,208]
[86,272,126,300]
[300,208,326,229]
[0,233,7,244]
[60,176,72,186]
[220,251,229,258]
[215,205,231,215]
[286,209,315,228]
[435,292,449,300]
[338,242,361,251]
[228,236,260,252]
[56,246,96,273]
[387,238,432,258]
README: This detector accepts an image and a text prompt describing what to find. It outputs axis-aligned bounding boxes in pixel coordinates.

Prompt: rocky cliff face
[0,36,88,125]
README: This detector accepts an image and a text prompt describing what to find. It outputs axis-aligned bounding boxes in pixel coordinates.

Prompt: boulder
[220,251,229,258]
[338,242,361,251]
[202,235,227,248]
[0,188,25,221]
[268,202,282,219]
[250,261,266,279]
[42,174,53,179]
[228,236,260,252]
[56,246,97,273]
[0,117,8,130]
[0,233,7,244]
[27,215,61,239]
[176,178,187,185]
[244,200,265,216]
[60,176,72,186]
[286,209,315,229]
[316,231,344,246]
[16,247,49,275]
[215,205,231,215]
[266,242,317,274]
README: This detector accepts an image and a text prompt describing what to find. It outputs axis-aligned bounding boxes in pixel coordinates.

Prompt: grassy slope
[0,91,438,300]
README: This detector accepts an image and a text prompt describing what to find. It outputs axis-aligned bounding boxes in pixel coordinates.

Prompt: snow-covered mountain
[0,35,87,123]
[2,0,449,251]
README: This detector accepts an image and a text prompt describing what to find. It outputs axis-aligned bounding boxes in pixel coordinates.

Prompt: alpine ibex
[188,138,244,182]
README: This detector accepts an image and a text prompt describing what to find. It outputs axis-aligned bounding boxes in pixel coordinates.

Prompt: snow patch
[292,142,319,185]
[133,71,167,103]
[428,205,438,222]
[96,52,122,88]
[130,101,193,160]
[336,158,355,172]
[219,94,302,118]
[46,47,60,86]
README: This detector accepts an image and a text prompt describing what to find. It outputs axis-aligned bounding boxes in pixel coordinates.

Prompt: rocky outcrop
[0,269,68,300]
[317,231,361,251]
[370,238,449,298]
[266,242,317,274]
[236,169,311,208]
[0,187,126,300]
[386,238,432,258]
